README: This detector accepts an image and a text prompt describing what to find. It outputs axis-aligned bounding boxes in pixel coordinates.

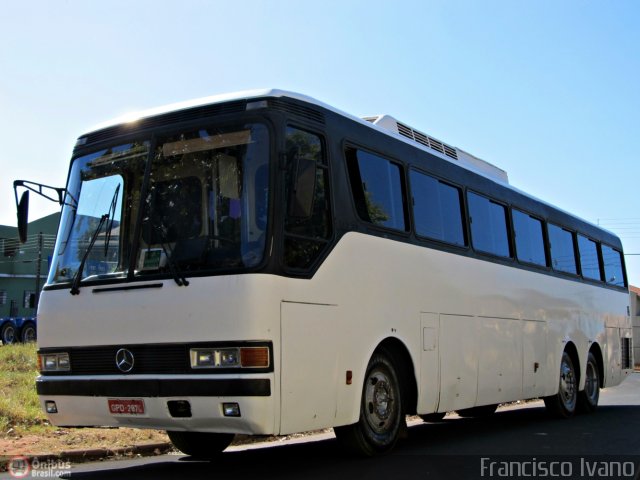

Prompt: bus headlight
[190,347,269,369]
[38,353,71,372]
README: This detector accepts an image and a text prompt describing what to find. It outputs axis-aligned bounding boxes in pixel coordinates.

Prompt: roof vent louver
[396,122,414,140]
[443,144,457,159]
[268,98,325,124]
[362,114,508,183]
[368,116,459,161]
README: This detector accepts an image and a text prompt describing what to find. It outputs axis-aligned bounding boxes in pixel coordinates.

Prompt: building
[630,285,640,368]
[0,212,59,318]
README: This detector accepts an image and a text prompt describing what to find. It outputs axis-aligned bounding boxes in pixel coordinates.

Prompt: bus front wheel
[166,431,234,459]
[544,351,578,418]
[334,350,405,456]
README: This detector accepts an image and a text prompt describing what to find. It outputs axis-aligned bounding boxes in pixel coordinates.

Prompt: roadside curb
[2,442,173,469]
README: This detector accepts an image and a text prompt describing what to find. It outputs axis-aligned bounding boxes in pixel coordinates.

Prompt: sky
[1,0,639,285]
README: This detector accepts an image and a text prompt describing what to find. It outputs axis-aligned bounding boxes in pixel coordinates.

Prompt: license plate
[108,398,146,415]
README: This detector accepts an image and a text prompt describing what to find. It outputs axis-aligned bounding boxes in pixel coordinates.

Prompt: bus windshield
[48,123,270,287]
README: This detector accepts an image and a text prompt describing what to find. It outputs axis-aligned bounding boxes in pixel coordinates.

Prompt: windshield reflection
[48,123,270,287]
[49,143,148,285]
[137,124,269,277]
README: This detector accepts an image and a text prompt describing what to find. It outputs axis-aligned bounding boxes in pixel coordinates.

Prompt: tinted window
[602,245,625,287]
[143,176,201,244]
[548,224,577,274]
[468,192,510,257]
[578,235,601,281]
[284,128,332,269]
[347,148,407,231]
[513,209,546,266]
[410,170,466,246]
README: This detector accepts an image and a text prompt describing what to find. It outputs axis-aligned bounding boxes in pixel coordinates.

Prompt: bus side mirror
[17,190,30,243]
[288,156,316,219]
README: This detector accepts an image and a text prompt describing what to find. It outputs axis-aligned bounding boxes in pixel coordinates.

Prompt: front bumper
[37,375,276,434]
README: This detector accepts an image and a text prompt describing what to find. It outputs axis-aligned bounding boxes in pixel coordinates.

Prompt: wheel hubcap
[584,362,599,403]
[559,358,577,410]
[364,369,396,434]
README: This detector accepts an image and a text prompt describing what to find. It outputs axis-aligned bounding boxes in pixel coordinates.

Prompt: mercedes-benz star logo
[115,348,135,373]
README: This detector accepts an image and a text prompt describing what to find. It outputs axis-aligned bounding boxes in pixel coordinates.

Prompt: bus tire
[166,431,234,459]
[419,412,446,422]
[577,352,600,414]
[544,351,578,418]
[1,323,16,345]
[334,350,405,456]
[20,322,37,343]
[457,404,498,418]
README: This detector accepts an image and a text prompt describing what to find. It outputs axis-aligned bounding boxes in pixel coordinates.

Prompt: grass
[0,343,49,435]
[0,343,169,458]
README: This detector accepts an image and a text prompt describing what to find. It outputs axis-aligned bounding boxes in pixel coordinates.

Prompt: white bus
[17,89,633,457]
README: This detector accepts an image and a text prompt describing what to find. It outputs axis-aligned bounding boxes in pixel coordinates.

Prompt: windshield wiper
[70,214,109,295]
[103,184,120,256]
[70,185,120,295]
[145,188,189,287]
[159,235,189,287]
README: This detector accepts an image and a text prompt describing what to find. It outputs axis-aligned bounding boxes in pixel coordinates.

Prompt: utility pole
[34,232,43,315]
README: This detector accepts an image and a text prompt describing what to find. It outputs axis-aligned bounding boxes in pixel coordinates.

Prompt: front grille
[69,344,188,375]
[39,341,273,375]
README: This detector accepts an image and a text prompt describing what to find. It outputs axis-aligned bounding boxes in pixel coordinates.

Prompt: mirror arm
[13,180,77,209]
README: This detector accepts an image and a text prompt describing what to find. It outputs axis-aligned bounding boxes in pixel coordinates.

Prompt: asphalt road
[6,373,640,480]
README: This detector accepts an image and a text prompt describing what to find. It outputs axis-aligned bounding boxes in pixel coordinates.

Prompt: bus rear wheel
[334,350,405,456]
[166,431,234,459]
[577,352,600,413]
[544,351,577,418]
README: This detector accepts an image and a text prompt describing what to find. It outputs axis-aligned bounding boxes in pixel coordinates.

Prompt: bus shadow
[62,404,640,480]
[404,404,640,455]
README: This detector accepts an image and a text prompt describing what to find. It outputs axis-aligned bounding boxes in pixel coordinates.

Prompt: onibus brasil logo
[7,456,71,478]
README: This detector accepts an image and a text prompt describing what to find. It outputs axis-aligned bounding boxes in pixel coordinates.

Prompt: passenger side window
[578,234,601,281]
[602,245,626,287]
[410,169,466,246]
[548,224,577,275]
[284,127,332,269]
[513,209,547,266]
[346,148,408,231]
[467,191,511,258]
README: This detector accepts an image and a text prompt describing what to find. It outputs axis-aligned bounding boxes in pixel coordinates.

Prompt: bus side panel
[438,314,479,411]
[605,327,623,387]
[280,301,340,435]
[522,319,548,399]
[419,312,440,413]
[476,317,523,406]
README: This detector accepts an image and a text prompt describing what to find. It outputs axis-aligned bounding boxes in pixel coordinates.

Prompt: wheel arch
[588,342,605,388]
[564,341,581,386]
[374,337,418,416]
